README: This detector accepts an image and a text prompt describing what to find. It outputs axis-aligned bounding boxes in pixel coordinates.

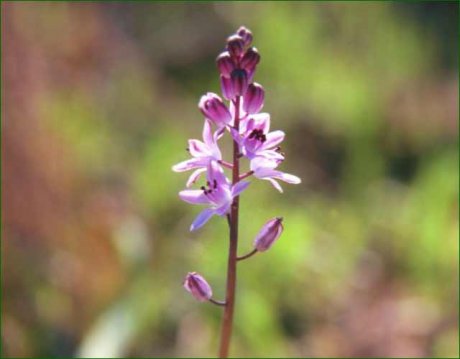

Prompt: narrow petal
[262,130,285,150]
[190,208,215,231]
[172,158,206,172]
[186,168,207,187]
[179,190,210,205]
[231,181,250,198]
[250,157,279,172]
[266,178,283,193]
[256,150,284,162]
[207,161,229,186]
[188,139,211,157]
[202,120,214,147]
[272,171,302,184]
[230,128,243,146]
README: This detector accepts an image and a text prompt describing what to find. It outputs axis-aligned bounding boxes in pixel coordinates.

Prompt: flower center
[248,129,266,143]
[200,180,218,195]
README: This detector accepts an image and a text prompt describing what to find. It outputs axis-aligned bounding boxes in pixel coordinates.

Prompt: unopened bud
[237,26,253,47]
[199,93,232,126]
[216,51,236,78]
[243,83,264,114]
[253,217,284,252]
[226,35,245,58]
[183,272,212,301]
[240,47,260,73]
[231,69,248,96]
[220,75,235,101]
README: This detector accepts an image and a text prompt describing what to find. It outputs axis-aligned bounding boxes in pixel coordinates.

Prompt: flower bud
[183,272,212,301]
[237,26,253,47]
[253,217,284,252]
[220,75,235,100]
[231,69,248,96]
[226,35,245,58]
[240,47,260,73]
[199,92,232,126]
[216,51,236,78]
[243,82,264,114]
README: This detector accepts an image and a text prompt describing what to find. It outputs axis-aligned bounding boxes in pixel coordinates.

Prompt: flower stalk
[173,26,301,358]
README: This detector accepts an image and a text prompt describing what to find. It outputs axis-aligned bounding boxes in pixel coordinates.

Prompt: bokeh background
[2,1,459,357]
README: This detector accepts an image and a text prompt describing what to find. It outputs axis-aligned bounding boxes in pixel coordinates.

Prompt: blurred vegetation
[2,2,458,357]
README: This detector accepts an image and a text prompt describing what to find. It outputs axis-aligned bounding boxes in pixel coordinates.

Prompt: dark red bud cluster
[216,26,260,100]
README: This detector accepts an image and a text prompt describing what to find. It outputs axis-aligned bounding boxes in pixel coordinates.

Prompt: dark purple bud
[243,83,265,114]
[231,69,248,97]
[226,35,245,58]
[240,47,260,73]
[220,75,235,100]
[237,26,253,47]
[216,51,236,78]
[183,272,213,301]
[199,92,232,126]
[253,217,284,252]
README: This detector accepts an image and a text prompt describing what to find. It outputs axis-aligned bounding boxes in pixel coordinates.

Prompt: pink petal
[188,139,211,157]
[190,208,216,231]
[172,158,206,172]
[179,190,210,205]
[231,181,250,198]
[262,130,285,150]
[186,168,207,187]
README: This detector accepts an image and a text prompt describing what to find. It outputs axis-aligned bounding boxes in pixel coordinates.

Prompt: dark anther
[186,148,190,152]
[200,186,206,191]
[213,179,218,189]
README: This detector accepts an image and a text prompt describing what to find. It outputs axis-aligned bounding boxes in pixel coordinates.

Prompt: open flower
[179,161,250,231]
[172,120,223,187]
[232,113,285,162]
[183,272,213,301]
[250,156,301,193]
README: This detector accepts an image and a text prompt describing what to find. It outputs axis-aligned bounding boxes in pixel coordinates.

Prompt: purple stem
[218,96,241,358]
[236,248,258,261]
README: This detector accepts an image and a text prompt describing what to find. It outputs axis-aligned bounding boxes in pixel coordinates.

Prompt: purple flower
[253,217,284,252]
[240,47,260,73]
[216,51,236,78]
[184,272,212,301]
[199,92,232,128]
[243,83,264,114]
[232,113,285,161]
[236,26,253,47]
[172,120,223,187]
[250,157,301,193]
[226,34,245,58]
[220,75,236,101]
[179,161,250,231]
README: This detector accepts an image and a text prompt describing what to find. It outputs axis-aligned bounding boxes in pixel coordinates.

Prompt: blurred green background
[2,1,458,357]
